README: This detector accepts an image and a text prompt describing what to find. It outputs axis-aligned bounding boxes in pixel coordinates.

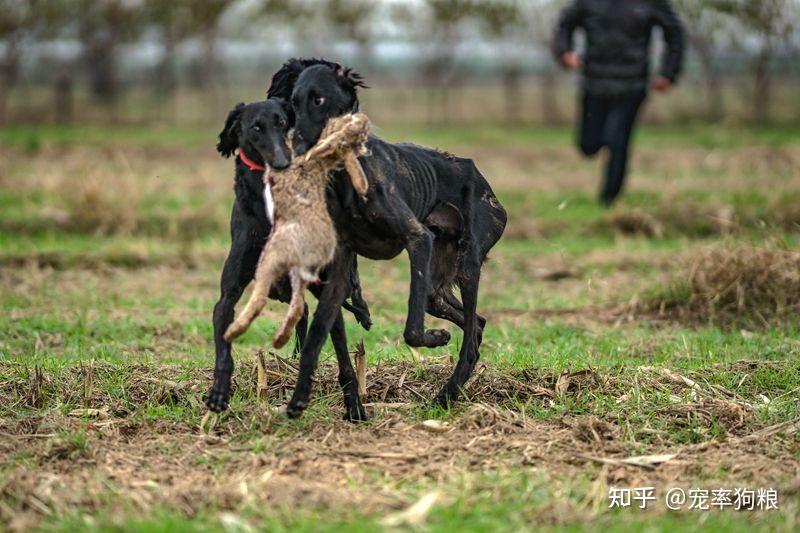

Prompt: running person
[553,0,685,205]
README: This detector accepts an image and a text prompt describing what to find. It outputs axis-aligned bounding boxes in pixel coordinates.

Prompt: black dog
[268,59,507,419]
[205,98,372,420]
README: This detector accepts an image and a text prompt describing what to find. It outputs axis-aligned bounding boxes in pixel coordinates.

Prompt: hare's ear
[217,102,245,158]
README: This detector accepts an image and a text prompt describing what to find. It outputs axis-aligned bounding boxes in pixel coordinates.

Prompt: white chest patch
[263,179,275,224]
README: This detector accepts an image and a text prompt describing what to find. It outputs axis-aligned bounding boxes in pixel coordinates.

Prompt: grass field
[1,120,799,531]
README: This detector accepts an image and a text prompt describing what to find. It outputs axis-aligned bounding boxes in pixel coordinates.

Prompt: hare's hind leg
[273,268,307,349]
[224,249,284,342]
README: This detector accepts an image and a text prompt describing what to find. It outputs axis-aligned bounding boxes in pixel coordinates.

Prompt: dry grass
[607,210,665,238]
[1,145,230,238]
[59,173,140,235]
[646,244,800,326]
[603,193,800,240]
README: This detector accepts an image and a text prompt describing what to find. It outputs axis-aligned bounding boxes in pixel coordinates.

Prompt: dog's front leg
[206,225,261,412]
[286,251,352,419]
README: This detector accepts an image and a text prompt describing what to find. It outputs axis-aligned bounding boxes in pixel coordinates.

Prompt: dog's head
[217,98,292,170]
[268,58,367,156]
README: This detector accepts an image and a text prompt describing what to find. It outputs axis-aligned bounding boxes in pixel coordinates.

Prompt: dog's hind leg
[435,182,485,406]
[437,164,506,356]
[435,253,482,407]
[441,289,486,332]
[427,288,486,344]
[330,311,366,422]
[342,255,372,330]
[426,226,485,342]
[224,248,285,342]
[273,269,307,349]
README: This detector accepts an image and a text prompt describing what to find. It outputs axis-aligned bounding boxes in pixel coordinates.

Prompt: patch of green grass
[2,123,797,151]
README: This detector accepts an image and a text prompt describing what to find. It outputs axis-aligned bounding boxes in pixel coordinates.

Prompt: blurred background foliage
[0,0,798,127]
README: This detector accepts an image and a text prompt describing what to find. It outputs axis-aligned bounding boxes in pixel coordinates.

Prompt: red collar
[237,149,266,172]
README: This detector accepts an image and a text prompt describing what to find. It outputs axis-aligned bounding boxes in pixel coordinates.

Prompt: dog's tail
[224,249,284,342]
[272,269,307,349]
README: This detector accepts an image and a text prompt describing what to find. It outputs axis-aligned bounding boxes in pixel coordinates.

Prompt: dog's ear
[272,96,294,127]
[217,102,245,158]
[267,58,307,101]
[337,66,369,91]
[335,66,368,112]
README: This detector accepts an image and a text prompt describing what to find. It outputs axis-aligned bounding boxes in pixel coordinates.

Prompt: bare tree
[0,1,34,122]
[471,0,524,124]
[145,0,195,94]
[519,0,566,125]
[711,0,795,123]
[326,0,376,68]
[73,0,144,108]
[674,0,729,121]
[0,0,75,123]
[419,0,476,123]
[187,0,235,89]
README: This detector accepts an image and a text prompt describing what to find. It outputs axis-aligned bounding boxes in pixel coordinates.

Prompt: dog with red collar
[206,98,371,421]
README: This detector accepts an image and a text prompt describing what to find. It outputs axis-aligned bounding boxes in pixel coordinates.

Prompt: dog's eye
[313,96,325,107]
[251,125,262,133]
[278,118,287,128]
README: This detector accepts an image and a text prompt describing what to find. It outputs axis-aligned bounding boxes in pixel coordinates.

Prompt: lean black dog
[205,98,371,420]
[268,58,507,419]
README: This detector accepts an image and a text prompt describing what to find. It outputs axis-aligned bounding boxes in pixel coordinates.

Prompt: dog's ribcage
[371,140,445,220]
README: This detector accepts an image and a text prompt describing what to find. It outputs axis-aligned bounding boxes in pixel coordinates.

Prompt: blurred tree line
[0,0,797,125]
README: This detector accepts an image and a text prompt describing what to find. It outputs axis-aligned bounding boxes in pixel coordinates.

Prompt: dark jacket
[553,0,684,95]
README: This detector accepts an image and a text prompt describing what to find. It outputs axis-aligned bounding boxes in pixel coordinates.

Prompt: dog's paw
[434,382,461,408]
[285,399,308,419]
[343,399,367,423]
[423,329,451,348]
[357,313,372,331]
[204,388,230,413]
[404,328,451,348]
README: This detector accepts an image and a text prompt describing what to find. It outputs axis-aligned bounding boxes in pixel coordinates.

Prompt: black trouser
[578,90,646,205]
